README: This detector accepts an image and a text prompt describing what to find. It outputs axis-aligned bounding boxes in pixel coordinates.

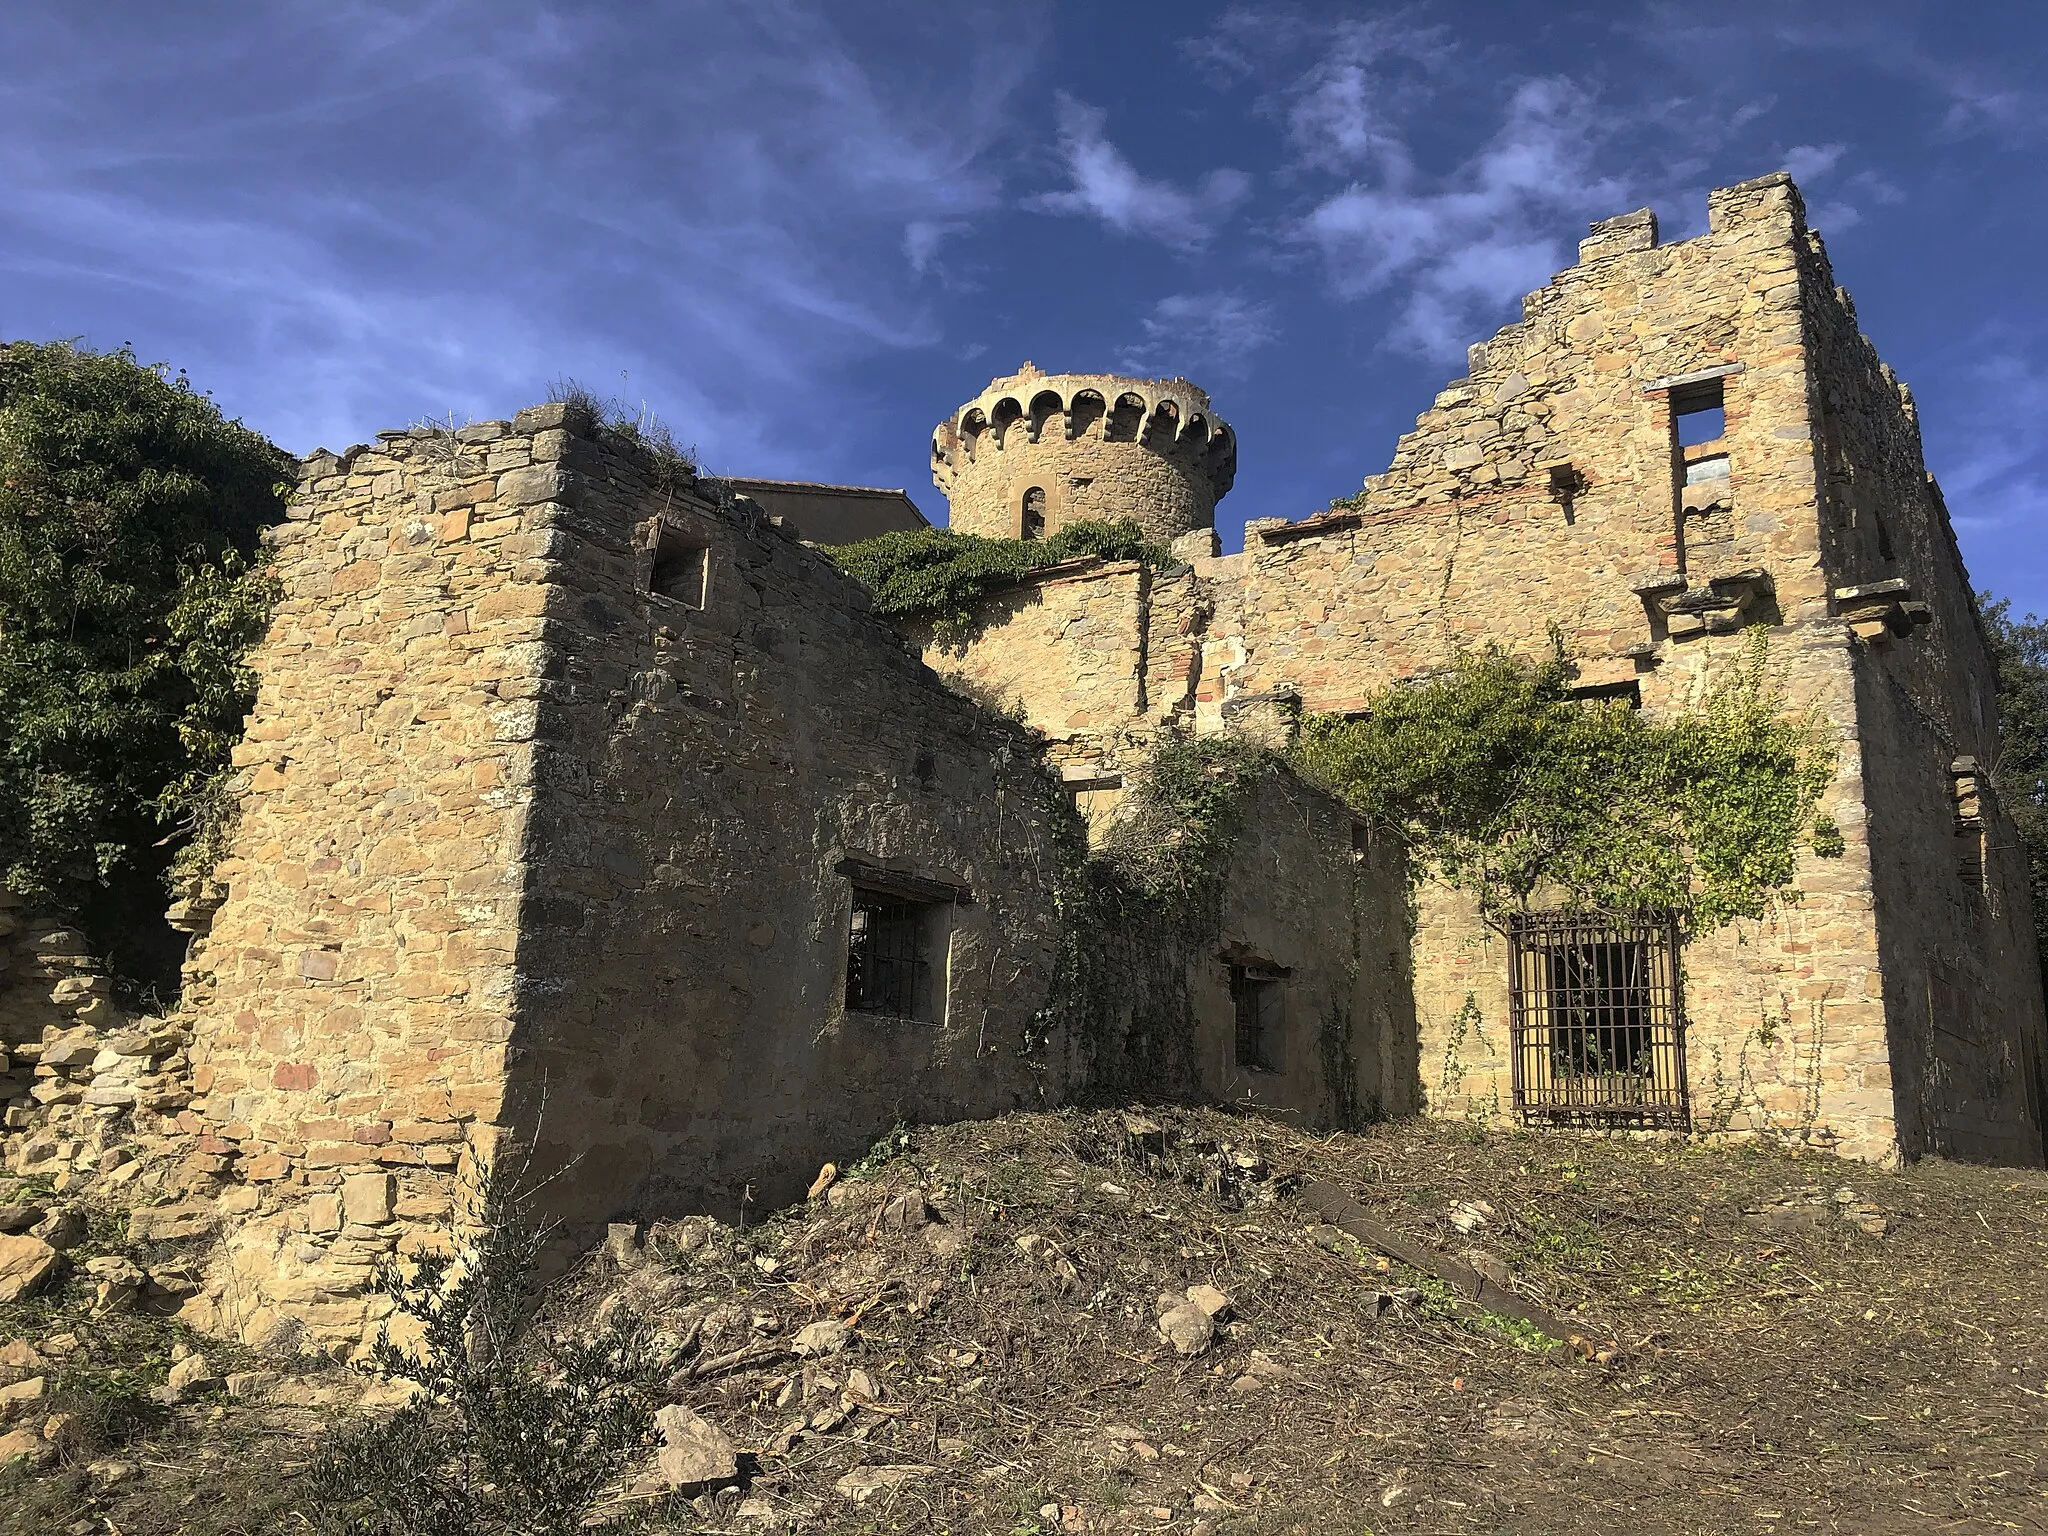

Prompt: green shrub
[1291,629,1835,928]
[306,1214,662,1536]
[0,340,287,994]
[828,519,1164,634]
[1981,594,2048,984]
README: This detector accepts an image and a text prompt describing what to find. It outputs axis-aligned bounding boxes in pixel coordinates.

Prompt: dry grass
[7,1108,2047,1534]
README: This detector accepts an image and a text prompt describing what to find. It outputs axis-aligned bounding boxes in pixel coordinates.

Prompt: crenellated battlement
[931,362,1236,542]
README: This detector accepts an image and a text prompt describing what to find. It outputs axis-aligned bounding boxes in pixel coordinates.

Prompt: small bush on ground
[306,1210,661,1536]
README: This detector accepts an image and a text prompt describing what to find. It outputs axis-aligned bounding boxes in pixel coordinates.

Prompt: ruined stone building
[8,171,2042,1351]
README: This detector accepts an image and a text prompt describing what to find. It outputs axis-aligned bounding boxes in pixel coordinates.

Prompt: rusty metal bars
[1507,912,1689,1129]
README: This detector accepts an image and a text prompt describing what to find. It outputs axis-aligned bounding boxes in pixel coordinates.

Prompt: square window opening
[1230,964,1285,1072]
[1671,379,1726,449]
[650,528,711,609]
[846,888,946,1021]
[1508,913,1688,1128]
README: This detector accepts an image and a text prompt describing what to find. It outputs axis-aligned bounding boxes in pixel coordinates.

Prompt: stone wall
[498,424,1081,1234]
[932,365,1235,543]
[922,173,2047,1167]
[1795,228,2048,1164]
[171,405,1416,1349]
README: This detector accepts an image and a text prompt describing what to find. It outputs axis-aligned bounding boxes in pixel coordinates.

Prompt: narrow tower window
[1022,486,1046,540]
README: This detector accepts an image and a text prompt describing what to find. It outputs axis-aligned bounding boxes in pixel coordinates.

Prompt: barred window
[1230,964,1285,1072]
[1508,912,1688,1128]
[845,890,938,1021]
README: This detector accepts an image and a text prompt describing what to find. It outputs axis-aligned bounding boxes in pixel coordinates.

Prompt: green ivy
[1290,629,1835,929]
[1028,736,1278,1096]
[828,519,1165,634]
[0,340,287,994]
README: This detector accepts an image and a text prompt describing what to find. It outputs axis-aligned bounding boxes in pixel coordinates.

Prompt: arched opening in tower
[1022,486,1046,540]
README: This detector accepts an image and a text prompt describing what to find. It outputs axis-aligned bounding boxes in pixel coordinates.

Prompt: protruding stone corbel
[1633,568,1774,640]
[1831,579,1930,644]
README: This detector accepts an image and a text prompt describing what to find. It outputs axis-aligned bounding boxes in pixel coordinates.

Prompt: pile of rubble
[1,896,213,1211]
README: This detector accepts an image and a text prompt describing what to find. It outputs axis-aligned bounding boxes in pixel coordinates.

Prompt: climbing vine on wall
[1027,736,1276,1091]
[1291,629,1836,930]
[828,519,1164,634]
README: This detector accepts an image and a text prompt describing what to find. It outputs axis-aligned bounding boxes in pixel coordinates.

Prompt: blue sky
[5,1,2046,615]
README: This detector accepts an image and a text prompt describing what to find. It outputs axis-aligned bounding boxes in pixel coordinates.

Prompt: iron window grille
[1507,912,1689,1129]
[845,890,936,1020]
[1230,964,1285,1071]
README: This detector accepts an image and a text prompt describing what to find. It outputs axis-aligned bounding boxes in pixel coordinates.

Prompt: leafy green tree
[1981,595,2048,981]
[0,340,287,996]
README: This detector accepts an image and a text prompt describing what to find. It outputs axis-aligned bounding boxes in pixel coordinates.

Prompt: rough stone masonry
[8,170,2037,1354]
[923,172,2048,1171]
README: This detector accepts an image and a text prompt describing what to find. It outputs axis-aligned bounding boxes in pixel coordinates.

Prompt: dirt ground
[5,1107,2047,1534]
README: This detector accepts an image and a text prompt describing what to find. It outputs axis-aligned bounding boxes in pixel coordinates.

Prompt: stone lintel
[1642,362,1747,395]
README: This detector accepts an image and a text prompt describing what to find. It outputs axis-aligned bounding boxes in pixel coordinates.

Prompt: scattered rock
[1226,1351,1292,1393]
[85,1254,146,1314]
[0,1375,47,1415]
[835,1465,933,1503]
[1155,1297,1216,1357]
[162,1351,219,1402]
[654,1404,738,1490]
[29,1207,86,1251]
[0,1340,46,1384]
[0,1205,45,1236]
[128,1203,218,1243]
[843,1367,881,1404]
[1184,1283,1233,1320]
[808,1163,838,1200]
[605,1223,643,1267]
[224,1371,276,1401]
[147,1260,204,1299]
[792,1319,852,1358]
[1448,1198,1496,1234]
[0,1235,63,1304]
[873,1191,932,1233]
[0,1425,50,1466]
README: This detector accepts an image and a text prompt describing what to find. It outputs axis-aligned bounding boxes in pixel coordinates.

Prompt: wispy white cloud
[1027,95,1253,252]
[1118,291,1277,379]
[1299,78,1628,360]
[0,0,1039,475]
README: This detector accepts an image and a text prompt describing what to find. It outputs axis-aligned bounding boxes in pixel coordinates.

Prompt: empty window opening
[846,889,943,1020]
[1230,964,1285,1071]
[1672,378,1725,447]
[650,527,711,609]
[1350,822,1372,862]
[1022,486,1047,539]
[1508,912,1688,1128]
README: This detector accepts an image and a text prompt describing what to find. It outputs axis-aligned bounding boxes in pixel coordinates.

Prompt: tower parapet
[931,363,1235,542]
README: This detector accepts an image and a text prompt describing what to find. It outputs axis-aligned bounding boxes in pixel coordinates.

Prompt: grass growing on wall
[1291,629,1836,929]
[828,519,1164,634]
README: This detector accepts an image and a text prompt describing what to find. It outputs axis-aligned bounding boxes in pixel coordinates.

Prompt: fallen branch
[1298,1179,1585,1345]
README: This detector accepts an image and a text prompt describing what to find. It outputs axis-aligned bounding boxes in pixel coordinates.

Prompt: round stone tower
[930,363,1235,543]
